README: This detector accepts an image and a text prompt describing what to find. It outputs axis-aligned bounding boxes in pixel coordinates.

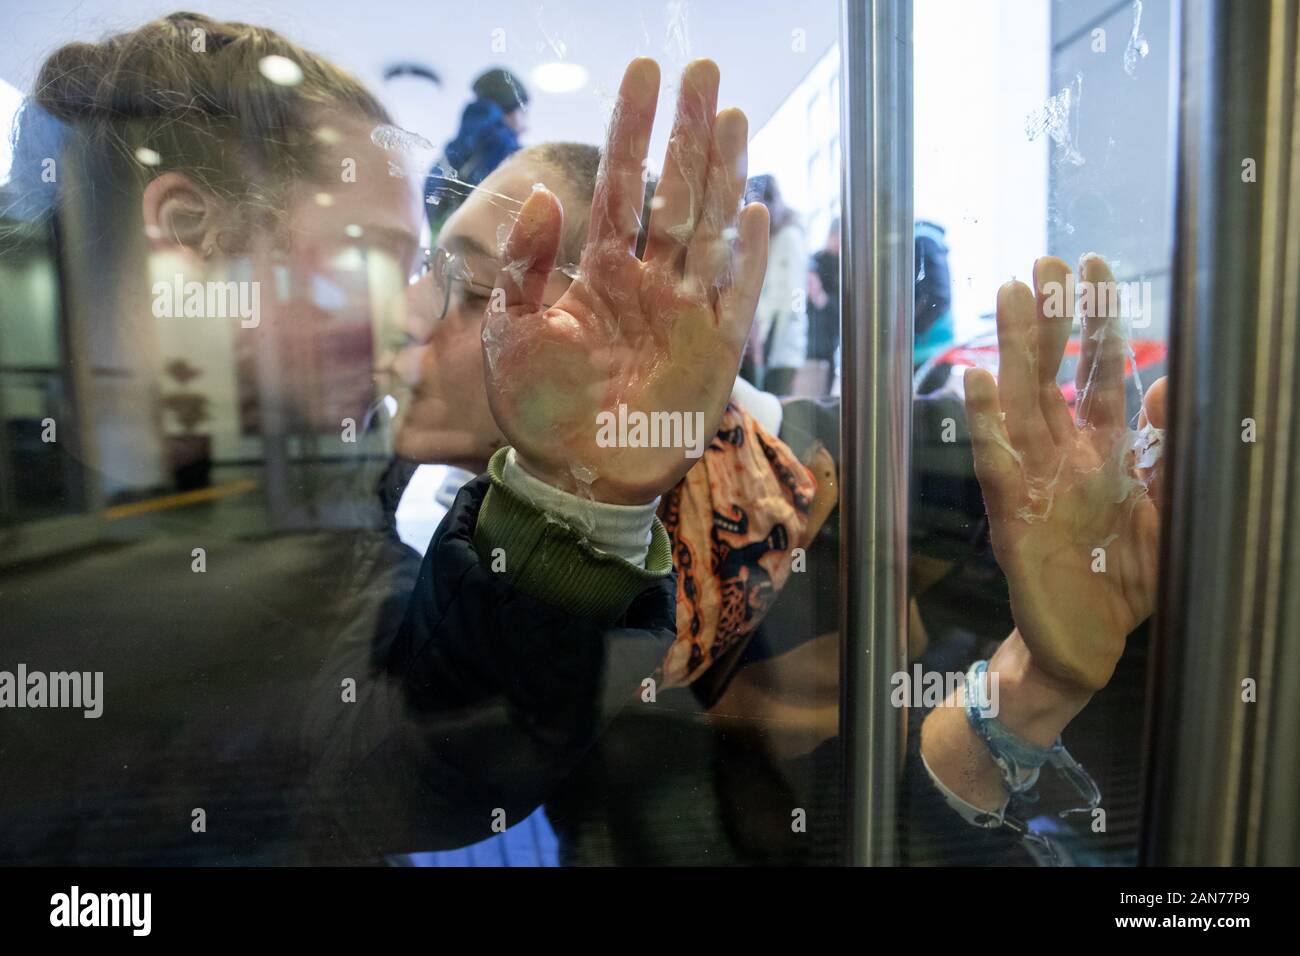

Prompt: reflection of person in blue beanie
[914,220,955,368]
[448,68,529,182]
[426,68,530,232]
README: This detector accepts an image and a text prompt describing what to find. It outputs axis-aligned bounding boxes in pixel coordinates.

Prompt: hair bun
[32,41,110,121]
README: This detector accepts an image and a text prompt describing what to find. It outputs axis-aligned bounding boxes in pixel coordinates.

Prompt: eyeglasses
[411,247,503,323]
[411,246,570,326]
[411,247,454,323]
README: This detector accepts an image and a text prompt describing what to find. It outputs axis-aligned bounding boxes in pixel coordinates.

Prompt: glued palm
[482,58,769,505]
[965,255,1166,692]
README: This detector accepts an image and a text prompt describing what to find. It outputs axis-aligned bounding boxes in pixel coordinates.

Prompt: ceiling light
[530,62,588,94]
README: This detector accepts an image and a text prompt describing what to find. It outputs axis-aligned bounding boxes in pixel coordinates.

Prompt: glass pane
[904,0,1175,865]
[0,0,846,866]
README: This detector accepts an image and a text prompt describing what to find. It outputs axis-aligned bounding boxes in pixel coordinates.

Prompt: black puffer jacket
[303,473,676,861]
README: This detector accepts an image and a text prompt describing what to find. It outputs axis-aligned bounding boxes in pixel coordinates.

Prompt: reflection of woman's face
[390,157,575,468]
[243,115,423,432]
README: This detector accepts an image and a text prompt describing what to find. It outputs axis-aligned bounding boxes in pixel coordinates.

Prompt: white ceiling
[0,0,839,168]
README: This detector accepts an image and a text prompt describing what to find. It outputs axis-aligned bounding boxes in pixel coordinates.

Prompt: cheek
[423,320,486,389]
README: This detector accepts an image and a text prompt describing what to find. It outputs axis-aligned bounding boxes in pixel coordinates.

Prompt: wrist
[473,448,672,624]
[502,449,658,566]
[513,450,666,505]
[987,630,1093,748]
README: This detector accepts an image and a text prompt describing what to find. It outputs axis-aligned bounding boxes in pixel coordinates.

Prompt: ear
[141,172,220,254]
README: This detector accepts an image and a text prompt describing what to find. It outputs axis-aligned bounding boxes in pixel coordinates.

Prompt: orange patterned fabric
[656,401,816,688]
